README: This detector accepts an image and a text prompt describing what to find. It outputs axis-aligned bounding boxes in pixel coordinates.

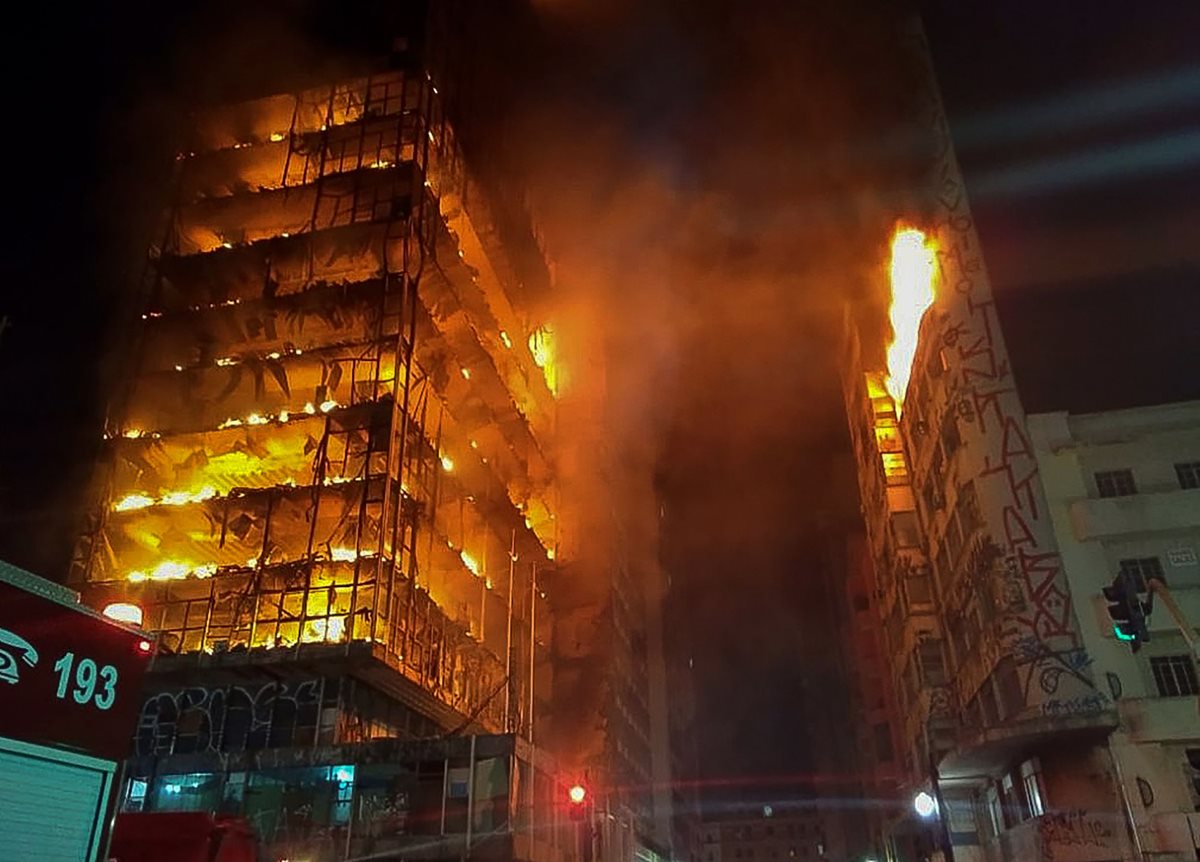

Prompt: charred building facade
[840,20,1200,862]
[69,8,682,862]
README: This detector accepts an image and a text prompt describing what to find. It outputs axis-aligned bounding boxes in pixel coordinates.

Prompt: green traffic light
[1113,626,1136,641]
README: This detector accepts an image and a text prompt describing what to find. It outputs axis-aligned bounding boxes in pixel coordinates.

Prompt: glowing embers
[111,427,162,441]
[303,616,347,643]
[527,325,559,396]
[217,399,338,430]
[128,561,218,582]
[329,546,377,563]
[114,486,218,512]
[459,550,481,576]
[884,226,938,414]
[125,548,376,585]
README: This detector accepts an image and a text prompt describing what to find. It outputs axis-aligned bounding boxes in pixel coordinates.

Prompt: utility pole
[927,752,955,862]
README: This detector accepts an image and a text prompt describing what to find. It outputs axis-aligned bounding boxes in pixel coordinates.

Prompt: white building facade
[1030,401,1200,858]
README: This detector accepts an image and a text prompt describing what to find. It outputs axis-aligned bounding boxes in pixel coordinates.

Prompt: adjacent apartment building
[67,4,687,861]
[839,20,1200,862]
[700,807,844,862]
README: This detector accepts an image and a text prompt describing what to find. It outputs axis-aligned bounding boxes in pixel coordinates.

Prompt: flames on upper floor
[71,67,569,733]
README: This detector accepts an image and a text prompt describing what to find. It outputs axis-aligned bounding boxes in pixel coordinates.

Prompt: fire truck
[0,562,153,861]
[108,812,261,862]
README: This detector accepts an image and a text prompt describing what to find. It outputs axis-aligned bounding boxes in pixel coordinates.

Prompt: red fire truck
[0,561,154,861]
[108,812,260,862]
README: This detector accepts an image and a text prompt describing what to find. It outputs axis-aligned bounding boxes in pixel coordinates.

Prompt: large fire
[884,226,938,412]
[73,70,562,739]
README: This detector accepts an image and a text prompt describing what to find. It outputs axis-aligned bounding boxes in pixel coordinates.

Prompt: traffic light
[1102,570,1151,652]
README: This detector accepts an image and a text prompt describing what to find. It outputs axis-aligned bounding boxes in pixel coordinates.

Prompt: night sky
[1,0,1196,816]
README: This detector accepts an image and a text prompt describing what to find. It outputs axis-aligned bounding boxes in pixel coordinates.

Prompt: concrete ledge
[1069,488,1200,540]
[940,710,1118,778]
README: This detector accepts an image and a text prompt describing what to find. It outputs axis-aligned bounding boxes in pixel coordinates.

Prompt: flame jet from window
[528,325,558,396]
[884,226,938,413]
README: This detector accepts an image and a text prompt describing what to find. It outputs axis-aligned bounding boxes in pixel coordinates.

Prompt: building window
[1151,655,1199,697]
[905,571,934,608]
[1000,773,1023,826]
[918,639,947,686]
[1185,749,1200,810]
[1020,758,1046,817]
[1118,557,1164,591]
[984,784,1003,837]
[1095,469,1137,497]
[124,778,148,813]
[893,510,921,548]
[332,764,356,825]
[1176,461,1200,489]
[940,416,961,458]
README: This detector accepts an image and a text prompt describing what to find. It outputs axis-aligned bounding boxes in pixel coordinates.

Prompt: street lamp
[913,790,938,818]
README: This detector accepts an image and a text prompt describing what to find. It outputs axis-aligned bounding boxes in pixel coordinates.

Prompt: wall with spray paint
[897,22,1102,726]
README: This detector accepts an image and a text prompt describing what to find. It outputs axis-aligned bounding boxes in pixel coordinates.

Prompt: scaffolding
[73,66,560,737]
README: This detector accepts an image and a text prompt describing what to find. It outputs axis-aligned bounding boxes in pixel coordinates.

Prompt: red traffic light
[568,784,587,805]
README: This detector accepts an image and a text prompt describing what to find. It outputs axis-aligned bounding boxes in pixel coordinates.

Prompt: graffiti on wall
[1038,809,1117,862]
[136,679,322,756]
[906,25,1099,714]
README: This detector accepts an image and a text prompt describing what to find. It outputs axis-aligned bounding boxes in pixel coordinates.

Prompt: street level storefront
[0,561,153,862]
[121,733,589,862]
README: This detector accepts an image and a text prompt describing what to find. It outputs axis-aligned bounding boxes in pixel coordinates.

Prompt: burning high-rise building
[840,19,1200,862]
[67,6,686,861]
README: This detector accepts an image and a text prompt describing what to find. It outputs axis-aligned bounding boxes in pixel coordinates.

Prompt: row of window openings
[983,750,1200,837]
[722,824,816,840]
[982,758,1046,836]
[1096,461,1200,497]
[724,847,817,860]
[1151,655,1199,698]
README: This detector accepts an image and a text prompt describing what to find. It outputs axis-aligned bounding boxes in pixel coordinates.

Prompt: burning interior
[72,68,563,734]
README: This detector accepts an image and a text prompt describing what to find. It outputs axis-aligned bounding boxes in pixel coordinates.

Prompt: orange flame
[884,227,938,413]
